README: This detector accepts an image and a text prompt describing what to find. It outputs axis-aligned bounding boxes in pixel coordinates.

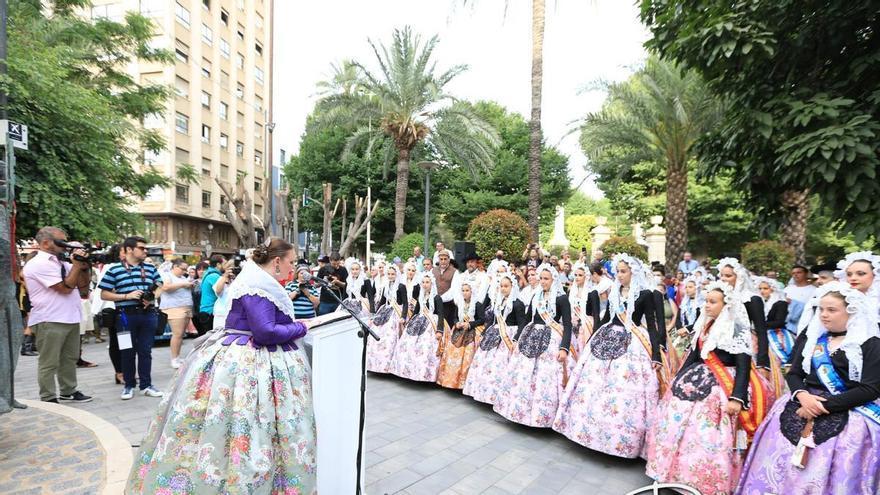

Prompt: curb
[22,399,133,495]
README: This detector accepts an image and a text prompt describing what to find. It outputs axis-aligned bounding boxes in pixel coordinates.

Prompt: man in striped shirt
[99,236,164,400]
[285,262,320,319]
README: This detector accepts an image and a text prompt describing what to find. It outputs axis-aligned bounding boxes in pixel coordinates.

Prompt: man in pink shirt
[23,227,93,403]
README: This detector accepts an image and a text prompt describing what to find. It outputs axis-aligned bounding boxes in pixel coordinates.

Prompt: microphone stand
[311,278,378,495]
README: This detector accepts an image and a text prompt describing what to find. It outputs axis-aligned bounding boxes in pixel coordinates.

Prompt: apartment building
[89,0,273,256]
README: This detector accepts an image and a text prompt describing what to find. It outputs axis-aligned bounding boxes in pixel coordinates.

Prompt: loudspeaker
[453,241,476,271]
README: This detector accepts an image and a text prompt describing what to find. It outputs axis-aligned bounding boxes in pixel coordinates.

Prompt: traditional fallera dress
[392,276,445,382]
[367,276,412,374]
[552,254,662,459]
[126,261,316,495]
[462,275,526,404]
[494,264,574,428]
[567,278,591,360]
[646,283,775,495]
[736,283,880,495]
[436,291,485,389]
[339,263,374,318]
[669,288,702,375]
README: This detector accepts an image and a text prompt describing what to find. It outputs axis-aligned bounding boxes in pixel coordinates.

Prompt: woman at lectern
[127,238,317,495]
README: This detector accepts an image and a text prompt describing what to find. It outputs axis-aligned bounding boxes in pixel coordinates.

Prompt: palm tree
[316,27,500,241]
[579,56,723,271]
[527,0,545,241]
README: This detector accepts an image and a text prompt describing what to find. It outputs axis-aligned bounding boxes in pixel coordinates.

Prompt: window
[236,83,244,100]
[255,13,264,30]
[201,58,212,78]
[254,204,263,217]
[174,39,189,63]
[220,38,230,58]
[201,158,212,175]
[255,67,264,85]
[174,76,189,98]
[175,3,190,28]
[140,0,164,17]
[201,124,211,143]
[175,184,189,203]
[254,122,263,140]
[219,133,228,149]
[255,42,263,57]
[237,25,245,41]
[202,0,210,10]
[220,70,230,87]
[255,95,263,112]
[219,101,228,120]
[220,9,229,25]
[92,4,124,21]
[201,91,211,108]
[235,53,244,70]
[201,24,213,45]
[221,164,229,178]
[175,147,190,164]
[254,178,262,191]
[254,151,262,166]
[236,141,244,157]
[202,191,212,208]
[175,113,189,134]
[236,112,245,129]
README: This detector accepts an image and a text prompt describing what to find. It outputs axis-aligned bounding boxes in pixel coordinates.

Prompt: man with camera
[22,227,93,403]
[286,261,320,319]
[99,236,164,400]
[316,253,347,315]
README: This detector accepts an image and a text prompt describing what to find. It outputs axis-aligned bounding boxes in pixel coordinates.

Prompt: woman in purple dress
[127,238,316,494]
[736,281,880,495]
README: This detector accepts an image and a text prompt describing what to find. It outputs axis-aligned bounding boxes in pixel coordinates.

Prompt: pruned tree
[338,196,380,257]
[216,174,257,248]
[320,183,340,255]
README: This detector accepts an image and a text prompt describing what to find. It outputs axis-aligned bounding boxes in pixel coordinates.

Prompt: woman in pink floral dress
[391,272,444,382]
[367,264,408,373]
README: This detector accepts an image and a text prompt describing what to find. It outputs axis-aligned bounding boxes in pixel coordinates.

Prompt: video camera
[53,240,114,265]
[231,253,247,276]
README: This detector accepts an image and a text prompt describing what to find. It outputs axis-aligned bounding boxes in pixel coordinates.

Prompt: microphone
[300,270,332,288]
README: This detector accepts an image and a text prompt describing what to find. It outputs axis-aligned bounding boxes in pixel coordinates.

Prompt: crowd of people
[15,226,880,494]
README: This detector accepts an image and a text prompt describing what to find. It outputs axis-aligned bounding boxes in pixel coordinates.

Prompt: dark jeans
[317,301,339,316]
[117,310,158,390]
[197,312,214,334]
[108,322,121,373]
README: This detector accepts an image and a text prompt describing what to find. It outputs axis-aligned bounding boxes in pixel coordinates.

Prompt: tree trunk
[527,0,545,242]
[216,177,256,248]
[339,196,380,257]
[780,188,810,264]
[664,158,688,272]
[340,198,348,247]
[320,183,336,255]
[393,147,411,242]
[0,202,25,414]
[291,194,300,259]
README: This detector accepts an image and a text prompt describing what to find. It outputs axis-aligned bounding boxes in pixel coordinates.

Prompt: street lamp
[417,161,439,256]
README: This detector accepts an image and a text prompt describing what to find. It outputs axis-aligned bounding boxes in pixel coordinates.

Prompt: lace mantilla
[716,257,757,299]
[692,281,753,358]
[607,253,651,324]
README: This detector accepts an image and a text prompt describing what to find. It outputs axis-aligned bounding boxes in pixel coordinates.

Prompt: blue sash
[812,334,880,425]
[768,327,796,364]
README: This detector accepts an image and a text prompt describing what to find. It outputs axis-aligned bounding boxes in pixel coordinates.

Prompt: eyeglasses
[134,246,147,251]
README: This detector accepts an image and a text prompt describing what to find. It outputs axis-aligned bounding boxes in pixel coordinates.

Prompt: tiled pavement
[11,336,653,494]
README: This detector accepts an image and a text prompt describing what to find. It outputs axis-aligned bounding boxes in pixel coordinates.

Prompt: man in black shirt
[317,253,348,315]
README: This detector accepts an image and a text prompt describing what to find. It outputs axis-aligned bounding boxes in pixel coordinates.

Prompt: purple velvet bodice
[221,294,307,352]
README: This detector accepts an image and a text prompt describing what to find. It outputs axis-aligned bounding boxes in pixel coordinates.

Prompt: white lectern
[303,313,365,494]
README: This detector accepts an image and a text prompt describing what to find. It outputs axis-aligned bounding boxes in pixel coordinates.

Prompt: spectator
[317,253,348,315]
[522,244,542,268]
[159,259,194,369]
[190,261,208,334]
[197,255,229,334]
[16,261,37,357]
[432,241,454,265]
[23,227,93,403]
[421,256,434,273]
[412,246,425,268]
[784,264,816,304]
[286,262,320,319]
[91,243,123,384]
[99,236,164,400]
[495,249,505,261]
[593,249,613,277]
[811,263,836,287]
[677,251,699,276]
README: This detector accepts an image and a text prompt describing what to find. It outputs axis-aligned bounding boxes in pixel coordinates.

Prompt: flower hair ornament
[715,257,757,297]
[797,281,880,381]
[834,251,880,297]
[692,280,752,358]
[607,253,652,323]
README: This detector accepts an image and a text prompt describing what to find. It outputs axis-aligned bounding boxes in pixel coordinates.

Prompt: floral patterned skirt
[436,324,482,389]
[391,314,442,382]
[493,324,574,428]
[366,305,402,374]
[462,324,516,404]
[645,363,762,495]
[665,329,692,377]
[126,331,317,495]
[736,391,880,495]
[552,321,659,458]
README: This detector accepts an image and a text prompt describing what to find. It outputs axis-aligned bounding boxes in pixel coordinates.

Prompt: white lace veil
[679,276,704,325]
[608,253,652,323]
[417,271,437,312]
[530,263,564,319]
[345,258,366,299]
[834,251,880,299]
[568,262,590,314]
[754,276,784,318]
[402,261,419,300]
[454,280,477,321]
[493,272,520,318]
[692,281,753,358]
[797,281,880,381]
[383,264,401,302]
[716,257,758,299]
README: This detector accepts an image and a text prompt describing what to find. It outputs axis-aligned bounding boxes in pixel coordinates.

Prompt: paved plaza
[9,337,653,494]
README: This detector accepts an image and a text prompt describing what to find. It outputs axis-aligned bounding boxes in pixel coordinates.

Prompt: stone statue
[548,205,570,250]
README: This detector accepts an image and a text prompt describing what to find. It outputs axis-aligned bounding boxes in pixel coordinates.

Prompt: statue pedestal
[645,216,666,265]
[590,216,613,261]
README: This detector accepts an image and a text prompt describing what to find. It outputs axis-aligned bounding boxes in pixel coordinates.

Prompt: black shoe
[20,335,38,356]
[44,398,59,404]
[20,347,38,357]
[58,391,93,403]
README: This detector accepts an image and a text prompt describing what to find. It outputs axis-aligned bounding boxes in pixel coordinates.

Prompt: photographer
[285,262,320,319]
[197,254,232,334]
[158,259,193,369]
[316,253,348,315]
[22,227,93,403]
[99,236,164,400]
[521,243,543,268]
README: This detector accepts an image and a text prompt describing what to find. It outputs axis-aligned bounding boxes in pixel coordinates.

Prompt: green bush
[742,240,795,276]
[600,235,648,261]
[388,233,424,262]
[566,214,596,255]
[466,209,531,262]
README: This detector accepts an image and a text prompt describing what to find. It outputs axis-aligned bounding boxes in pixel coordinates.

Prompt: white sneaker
[121,387,134,400]
[142,386,164,398]
[171,358,181,369]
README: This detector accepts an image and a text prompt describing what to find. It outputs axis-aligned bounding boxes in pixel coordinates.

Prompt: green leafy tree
[565,214,596,254]
[433,101,570,238]
[742,240,795,276]
[8,0,169,241]
[641,1,880,262]
[466,209,531,262]
[314,27,500,241]
[579,55,723,271]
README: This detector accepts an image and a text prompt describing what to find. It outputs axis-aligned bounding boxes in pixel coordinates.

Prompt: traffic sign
[1,120,28,150]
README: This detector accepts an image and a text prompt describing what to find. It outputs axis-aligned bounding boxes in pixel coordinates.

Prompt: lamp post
[417,161,439,256]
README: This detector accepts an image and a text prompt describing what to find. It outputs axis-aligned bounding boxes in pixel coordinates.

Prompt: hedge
[388,232,425,262]
[600,235,648,261]
[466,209,531,262]
[741,240,795,276]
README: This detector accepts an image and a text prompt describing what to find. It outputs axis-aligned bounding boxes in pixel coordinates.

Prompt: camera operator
[22,227,93,403]
[285,261,320,319]
[198,255,234,333]
[98,236,164,401]
[316,253,348,315]
[158,259,193,369]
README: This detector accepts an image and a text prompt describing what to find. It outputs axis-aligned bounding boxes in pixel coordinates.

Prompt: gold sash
[617,311,669,395]
[496,313,515,351]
